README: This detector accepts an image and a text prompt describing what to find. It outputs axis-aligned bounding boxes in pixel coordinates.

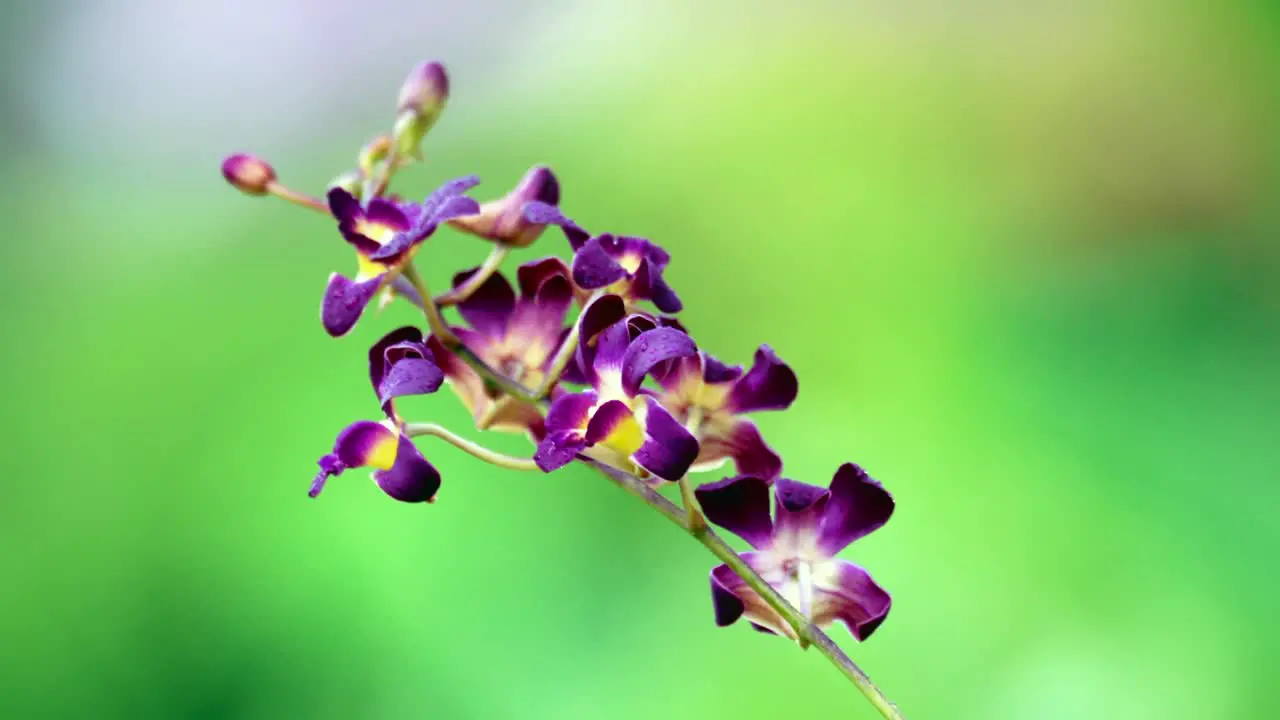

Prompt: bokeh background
[3,1,1278,718]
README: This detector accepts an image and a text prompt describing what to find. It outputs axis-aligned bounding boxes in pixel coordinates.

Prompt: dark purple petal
[584,399,641,449]
[321,273,384,337]
[694,474,775,548]
[534,430,587,472]
[326,187,362,225]
[516,257,572,300]
[632,397,699,481]
[544,391,598,434]
[453,269,516,338]
[571,236,629,290]
[331,421,397,468]
[368,326,424,397]
[372,433,441,503]
[814,561,892,641]
[620,327,698,396]
[648,274,683,314]
[772,479,831,545]
[730,420,783,480]
[364,198,411,231]
[710,564,746,627]
[817,463,895,556]
[378,355,445,412]
[709,553,790,636]
[522,201,590,250]
[726,345,798,414]
[703,354,744,384]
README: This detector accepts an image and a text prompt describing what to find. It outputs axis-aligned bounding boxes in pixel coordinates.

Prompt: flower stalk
[222,56,907,720]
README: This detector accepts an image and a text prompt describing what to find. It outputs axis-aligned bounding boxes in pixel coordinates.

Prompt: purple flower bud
[393,61,449,155]
[397,61,450,117]
[220,153,276,196]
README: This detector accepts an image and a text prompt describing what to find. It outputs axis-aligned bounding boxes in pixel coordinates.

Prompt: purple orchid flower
[367,326,446,420]
[426,258,575,438]
[534,305,701,482]
[320,177,481,337]
[311,421,441,503]
[448,165,561,248]
[694,465,894,641]
[653,346,798,481]
[521,202,682,313]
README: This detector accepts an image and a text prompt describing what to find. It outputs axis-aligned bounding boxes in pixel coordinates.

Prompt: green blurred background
[3,1,1278,718]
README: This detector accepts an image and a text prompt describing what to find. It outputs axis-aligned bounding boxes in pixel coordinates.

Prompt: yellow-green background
[3,2,1277,718]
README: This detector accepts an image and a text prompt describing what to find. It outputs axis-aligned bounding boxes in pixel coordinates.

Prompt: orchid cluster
[222,60,903,717]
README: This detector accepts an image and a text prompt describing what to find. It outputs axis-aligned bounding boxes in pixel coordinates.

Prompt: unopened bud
[393,61,449,156]
[449,166,561,248]
[221,153,276,195]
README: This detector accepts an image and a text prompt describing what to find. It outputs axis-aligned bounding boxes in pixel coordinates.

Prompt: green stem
[266,182,329,213]
[402,264,541,405]
[404,422,539,471]
[435,246,510,307]
[583,459,907,720]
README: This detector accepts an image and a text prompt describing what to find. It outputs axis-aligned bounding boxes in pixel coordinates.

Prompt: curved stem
[583,459,907,720]
[402,264,542,405]
[266,182,329,213]
[435,246,510,307]
[404,422,539,471]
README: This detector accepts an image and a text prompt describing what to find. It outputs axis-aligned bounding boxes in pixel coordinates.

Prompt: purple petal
[694,474,775,548]
[378,356,445,412]
[632,397,699,481]
[522,201,591,250]
[517,257,572,299]
[709,553,790,636]
[703,354,744,384]
[728,420,783,480]
[534,430,587,472]
[544,391,598,434]
[321,273,384,337]
[590,319,632,379]
[431,194,482,223]
[371,434,441,503]
[571,236,628,290]
[813,560,892,641]
[772,479,831,549]
[630,258,681,314]
[332,421,398,468]
[454,268,516,338]
[423,175,482,215]
[368,326,424,395]
[620,327,698,396]
[817,463,895,556]
[364,198,412,231]
[584,399,642,453]
[326,187,362,225]
[726,345,798,414]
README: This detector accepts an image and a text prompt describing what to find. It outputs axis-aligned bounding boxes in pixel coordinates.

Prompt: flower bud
[221,153,276,196]
[393,61,449,156]
[449,166,561,247]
